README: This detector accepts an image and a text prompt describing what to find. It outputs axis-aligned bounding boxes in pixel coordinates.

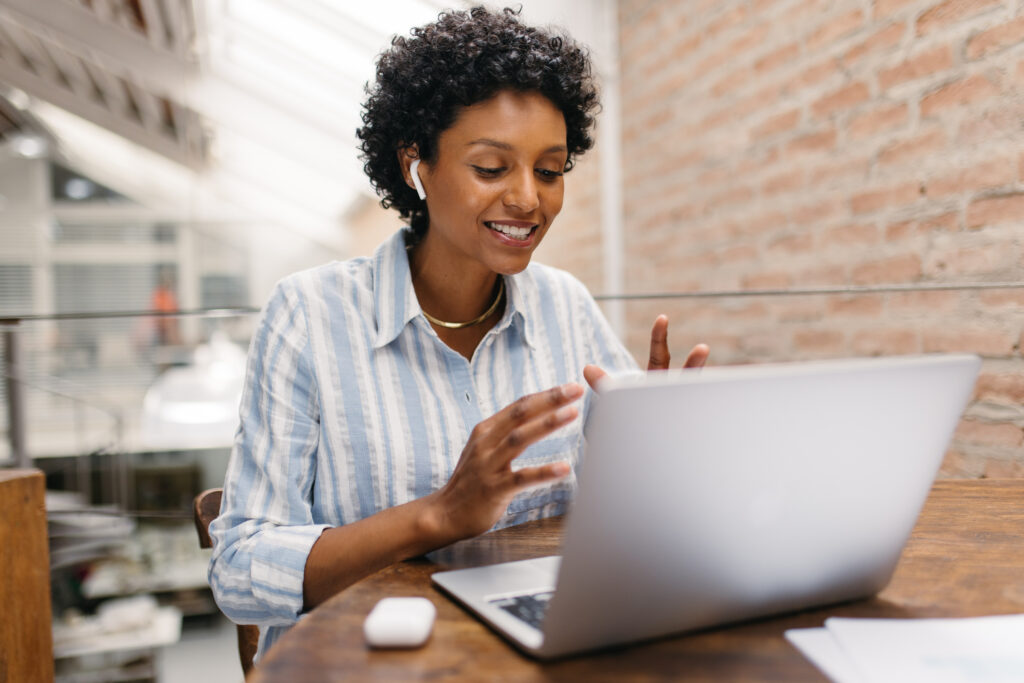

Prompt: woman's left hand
[584,314,709,391]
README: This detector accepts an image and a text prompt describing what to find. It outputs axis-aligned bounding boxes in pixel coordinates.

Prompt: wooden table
[252,480,1024,682]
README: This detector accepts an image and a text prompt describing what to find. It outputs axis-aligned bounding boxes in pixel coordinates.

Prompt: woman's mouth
[485,221,537,242]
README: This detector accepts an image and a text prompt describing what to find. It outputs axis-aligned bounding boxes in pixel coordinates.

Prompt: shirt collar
[372,230,420,349]
[371,229,538,350]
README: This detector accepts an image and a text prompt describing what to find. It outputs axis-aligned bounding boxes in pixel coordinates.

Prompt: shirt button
[464,392,471,403]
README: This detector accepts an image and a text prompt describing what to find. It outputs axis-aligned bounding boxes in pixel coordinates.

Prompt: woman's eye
[472,166,505,177]
[536,168,564,181]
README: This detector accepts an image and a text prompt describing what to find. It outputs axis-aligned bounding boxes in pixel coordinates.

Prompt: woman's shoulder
[520,261,595,302]
[271,257,375,303]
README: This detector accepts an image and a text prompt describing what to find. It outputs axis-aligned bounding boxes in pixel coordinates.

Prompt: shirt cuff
[249,524,330,622]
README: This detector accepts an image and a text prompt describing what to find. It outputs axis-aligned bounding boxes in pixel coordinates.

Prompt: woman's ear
[398,147,426,200]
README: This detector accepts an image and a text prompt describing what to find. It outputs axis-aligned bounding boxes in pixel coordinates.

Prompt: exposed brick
[786,126,837,154]
[851,254,922,283]
[874,0,919,19]
[937,448,987,481]
[711,67,752,97]
[925,241,1017,276]
[851,328,920,355]
[707,185,755,211]
[730,84,783,120]
[826,294,884,316]
[976,371,1024,402]
[938,448,985,478]
[730,24,772,55]
[966,15,1024,59]
[848,102,908,139]
[843,23,905,65]
[616,0,1024,473]
[967,193,1024,229]
[918,212,960,233]
[767,232,815,253]
[772,298,827,322]
[670,33,702,63]
[957,101,1024,144]
[718,244,759,263]
[742,272,792,288]
[812,81,870,117]
[755,42,800,73]
[823,223,879,247]
[796,57,839,88]
[916,0,1002,36]
[887,212,960,240]
[705,4,747,40]
[922,327,1017,355]
[791,198,842,225]
[761,167,804,194]
[850,182,921,214]
[885,220,914,241]
[811,156,871,186]
[954,420,1024,447]
[751,108,801,139]
[878,127,946,166]
[926,157,1016,197]
[796,264,848,286]
[793,329,845,353]
[887,290,959,312]
[983,458,1024,478]
[878,45,954,90]
[721,302,770,320]
[977,290,1024,308]
[921,73,1001,117]
[807,10,864,52]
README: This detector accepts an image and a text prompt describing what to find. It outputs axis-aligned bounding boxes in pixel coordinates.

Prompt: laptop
[431,353,981,659]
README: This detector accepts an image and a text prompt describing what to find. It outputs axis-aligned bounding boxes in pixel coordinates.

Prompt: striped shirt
[208,229,637,660]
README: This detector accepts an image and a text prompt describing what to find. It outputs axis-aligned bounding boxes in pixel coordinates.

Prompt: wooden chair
[194,488,259,677]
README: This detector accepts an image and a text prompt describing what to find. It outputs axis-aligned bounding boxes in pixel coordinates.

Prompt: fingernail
[562,383,583,398]
[555,405,577,422]
[553,462,570,476]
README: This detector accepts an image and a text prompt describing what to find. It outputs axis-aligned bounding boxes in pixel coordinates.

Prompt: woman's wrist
[415,490,460,551]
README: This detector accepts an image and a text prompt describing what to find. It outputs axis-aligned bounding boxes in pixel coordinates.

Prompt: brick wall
[618,0,1024,477]
[533,148,606,291]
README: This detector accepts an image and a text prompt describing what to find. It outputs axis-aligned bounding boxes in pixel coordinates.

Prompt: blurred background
[0,0,1022,680]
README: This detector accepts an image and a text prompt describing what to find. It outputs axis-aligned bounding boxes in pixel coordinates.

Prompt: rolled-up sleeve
[208,280,328,626]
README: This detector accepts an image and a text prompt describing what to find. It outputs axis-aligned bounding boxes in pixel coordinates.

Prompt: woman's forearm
[301,491,454,611]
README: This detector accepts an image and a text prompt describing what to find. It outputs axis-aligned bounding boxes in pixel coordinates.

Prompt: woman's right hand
[430,383,584,542]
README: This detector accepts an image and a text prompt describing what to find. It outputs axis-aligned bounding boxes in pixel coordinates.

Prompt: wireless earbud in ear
[410,159,427,200]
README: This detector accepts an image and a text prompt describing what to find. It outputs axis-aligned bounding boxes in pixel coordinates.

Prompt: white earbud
[410,159,427,200]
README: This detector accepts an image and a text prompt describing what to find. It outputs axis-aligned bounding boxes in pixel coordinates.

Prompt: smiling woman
[206,6,705,665]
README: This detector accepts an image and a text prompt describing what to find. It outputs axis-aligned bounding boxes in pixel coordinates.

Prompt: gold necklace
[421,279,505,329]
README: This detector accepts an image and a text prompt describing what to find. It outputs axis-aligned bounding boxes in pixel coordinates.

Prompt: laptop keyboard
[489,591,553,629]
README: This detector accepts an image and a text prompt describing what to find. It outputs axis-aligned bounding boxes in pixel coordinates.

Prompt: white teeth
[487,222,533,239]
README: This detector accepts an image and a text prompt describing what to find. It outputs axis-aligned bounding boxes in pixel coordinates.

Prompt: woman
[209,6,708,661]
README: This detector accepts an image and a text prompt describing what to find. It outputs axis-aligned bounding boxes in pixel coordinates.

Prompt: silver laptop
[431,354,980,659]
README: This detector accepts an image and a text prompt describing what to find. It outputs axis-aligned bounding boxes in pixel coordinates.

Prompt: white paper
[785,627,865,683]
[787,614,1024,683]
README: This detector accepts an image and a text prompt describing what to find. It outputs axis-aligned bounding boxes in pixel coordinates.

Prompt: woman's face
[412,89,569,276]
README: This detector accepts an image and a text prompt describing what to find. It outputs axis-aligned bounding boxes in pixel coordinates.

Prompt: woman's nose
[502,170,540,212]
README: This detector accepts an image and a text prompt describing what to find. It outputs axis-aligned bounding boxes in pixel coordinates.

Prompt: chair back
[194,488,259,677]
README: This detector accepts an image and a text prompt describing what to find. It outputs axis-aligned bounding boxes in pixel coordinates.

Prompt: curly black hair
[356,6,599,240]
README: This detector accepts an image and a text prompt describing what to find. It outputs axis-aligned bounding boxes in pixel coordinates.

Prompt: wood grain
[252,479,1024,682]
[0,469,55,683]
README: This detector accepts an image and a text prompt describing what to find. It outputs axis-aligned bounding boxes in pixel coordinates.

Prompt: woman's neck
[408,238,501,325]
[407,237,505,360]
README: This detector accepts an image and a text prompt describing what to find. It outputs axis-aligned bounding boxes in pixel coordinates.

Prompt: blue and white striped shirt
[208,229,637,659]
